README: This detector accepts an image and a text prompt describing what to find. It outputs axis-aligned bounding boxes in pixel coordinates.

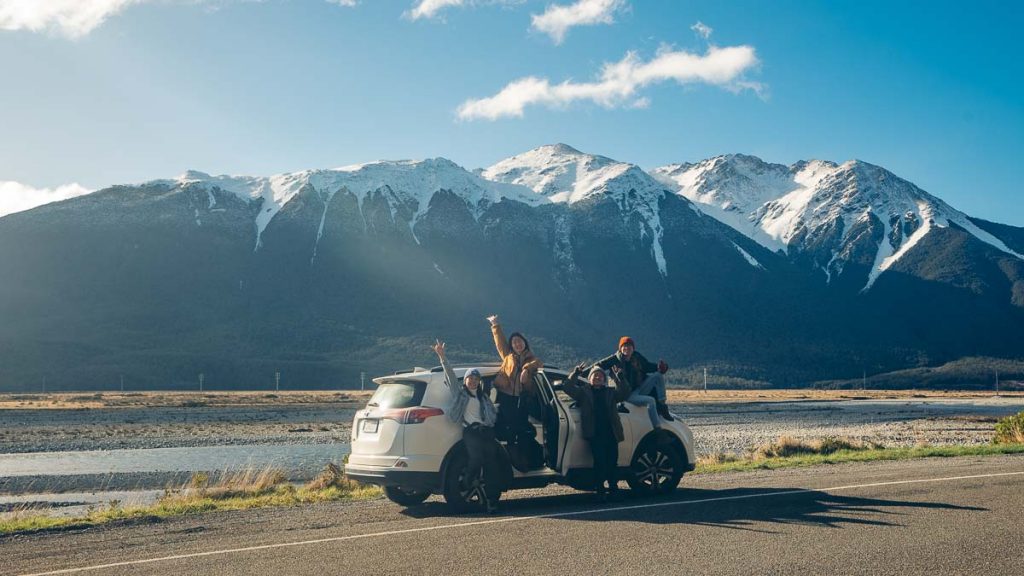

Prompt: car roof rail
[428,362,503,373]
[394,366,431,375]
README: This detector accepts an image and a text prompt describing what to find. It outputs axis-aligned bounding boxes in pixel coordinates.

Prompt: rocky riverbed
[2,392,1023,498]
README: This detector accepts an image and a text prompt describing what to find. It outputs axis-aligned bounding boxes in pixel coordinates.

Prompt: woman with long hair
[486,315,543,448]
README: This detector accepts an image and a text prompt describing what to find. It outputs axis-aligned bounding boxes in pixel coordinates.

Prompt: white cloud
[0,0,358,38]
[0,181,93,218]
[457,44,763,120]
[406,0,465,20]
[405,0,522,21]
[530,0,626,44]
[691,20,712,40]
[0,0,141,38]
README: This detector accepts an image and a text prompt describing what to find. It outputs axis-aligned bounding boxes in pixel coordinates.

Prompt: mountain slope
[652,155,1024,292]
[0,145,1021,391]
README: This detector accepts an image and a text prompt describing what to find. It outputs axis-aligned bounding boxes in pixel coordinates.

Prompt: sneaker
[656,401,675,422]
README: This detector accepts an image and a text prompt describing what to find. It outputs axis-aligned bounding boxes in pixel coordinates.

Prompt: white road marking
[19,470,1024,576]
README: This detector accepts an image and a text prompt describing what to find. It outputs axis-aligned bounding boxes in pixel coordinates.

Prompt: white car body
[345,364,696,510]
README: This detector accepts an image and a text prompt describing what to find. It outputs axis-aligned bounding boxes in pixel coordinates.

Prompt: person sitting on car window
[432,339,501,514]
[486,315,543,444]
[596,336,673,429]
[563,363,632,501]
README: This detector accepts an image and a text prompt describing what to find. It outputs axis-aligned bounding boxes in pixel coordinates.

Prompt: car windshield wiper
[367,402,379,407]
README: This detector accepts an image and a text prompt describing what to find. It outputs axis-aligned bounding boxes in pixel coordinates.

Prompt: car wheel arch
[439,439,514,493]
[633,429,688,466]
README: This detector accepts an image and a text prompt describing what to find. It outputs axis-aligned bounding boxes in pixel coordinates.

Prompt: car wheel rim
[458,470,485,505]
[634,449,674,489]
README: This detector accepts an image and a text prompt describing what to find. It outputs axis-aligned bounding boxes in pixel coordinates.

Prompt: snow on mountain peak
[652,154,1023,289]
[168,157,547,250]
[484,144,672,275]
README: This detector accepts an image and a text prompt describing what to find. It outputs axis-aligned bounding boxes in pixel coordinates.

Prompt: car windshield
[368,379,426,409]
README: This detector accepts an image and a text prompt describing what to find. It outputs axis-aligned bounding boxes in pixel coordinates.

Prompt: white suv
[345,363,696,511]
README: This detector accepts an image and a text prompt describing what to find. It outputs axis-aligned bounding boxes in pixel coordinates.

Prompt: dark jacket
[596,351,658,393]
[562,367,631,443]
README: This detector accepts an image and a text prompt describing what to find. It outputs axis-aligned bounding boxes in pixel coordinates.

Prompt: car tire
[384,485,430,507]
[626,439,684,496]
[442,451,500,513]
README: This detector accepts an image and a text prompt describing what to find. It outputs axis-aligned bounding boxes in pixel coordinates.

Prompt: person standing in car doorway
[486,315,543,444]
[596,336,673,429]
[432,339,501,513]
[563,363,632,501]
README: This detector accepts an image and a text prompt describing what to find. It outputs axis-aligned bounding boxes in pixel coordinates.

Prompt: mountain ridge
[1,144,1021,391]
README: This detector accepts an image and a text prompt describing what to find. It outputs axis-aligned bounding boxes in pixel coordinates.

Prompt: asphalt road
[4,455,1023,576]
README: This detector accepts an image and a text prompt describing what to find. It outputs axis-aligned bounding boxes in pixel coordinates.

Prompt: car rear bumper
[344,464,440,492]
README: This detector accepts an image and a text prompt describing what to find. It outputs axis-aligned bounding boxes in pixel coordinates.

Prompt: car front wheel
[384,485,430,507]
[627,441,684,496]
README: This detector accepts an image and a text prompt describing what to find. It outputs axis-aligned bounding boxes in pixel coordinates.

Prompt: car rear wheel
[384,485,430,507]
[627,440,683,496]
[443,451,501,513]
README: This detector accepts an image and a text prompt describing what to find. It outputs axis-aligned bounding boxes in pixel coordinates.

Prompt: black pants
[495,391,533,443]
[590,432,618,489]
[463,424,502,500]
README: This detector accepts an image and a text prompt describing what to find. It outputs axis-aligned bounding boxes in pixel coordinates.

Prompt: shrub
[994,411,1024,444]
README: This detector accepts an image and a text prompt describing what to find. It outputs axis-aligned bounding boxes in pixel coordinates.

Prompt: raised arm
[635,351,659,374]
[609,366,632,402]
[595,354,618,371]
[488,315,511,360]
[561,364,587,401]
[432,340,459,393]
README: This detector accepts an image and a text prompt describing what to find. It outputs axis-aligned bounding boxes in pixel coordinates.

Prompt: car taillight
[379,407,445,424]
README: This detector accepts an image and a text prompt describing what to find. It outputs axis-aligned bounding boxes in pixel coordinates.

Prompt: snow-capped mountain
[172,158,548,250]
[1,144,1022,391]
[483,144,673,275]
[652,154,1024,290]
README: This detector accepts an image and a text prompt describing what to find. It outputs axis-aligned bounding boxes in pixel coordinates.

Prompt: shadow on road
[402,486,985,534]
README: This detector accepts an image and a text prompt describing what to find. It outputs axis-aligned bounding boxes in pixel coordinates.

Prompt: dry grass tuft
[752,436,880,460]
[995,412,1024,444]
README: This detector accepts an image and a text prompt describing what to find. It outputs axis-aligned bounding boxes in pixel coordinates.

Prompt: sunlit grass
[994,411,1024,444]
[0,463,382,537]
[696,438,1024,474]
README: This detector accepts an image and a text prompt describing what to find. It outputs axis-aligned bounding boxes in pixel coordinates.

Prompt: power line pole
[862,368,866,391]
[703,367,707,393]
[275,371,281,392]
[361,371,366,392]
[199,373,204,393]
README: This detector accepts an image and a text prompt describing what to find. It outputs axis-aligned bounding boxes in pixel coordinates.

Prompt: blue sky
[1,0,1022,224]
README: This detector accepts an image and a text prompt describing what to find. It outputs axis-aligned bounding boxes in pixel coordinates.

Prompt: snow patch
[484,144,670,276]
[731,242,764,269]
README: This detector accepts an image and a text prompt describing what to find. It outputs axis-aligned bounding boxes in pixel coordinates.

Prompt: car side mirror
[617,403,630,414]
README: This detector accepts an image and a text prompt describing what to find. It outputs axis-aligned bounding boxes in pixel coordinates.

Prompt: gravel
[2,396,1023,499]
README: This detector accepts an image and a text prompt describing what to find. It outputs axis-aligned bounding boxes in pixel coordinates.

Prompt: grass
[0,463,382,537]
[697,436,1024,474]
[994,411,1024,444]
[7,418,1024,537]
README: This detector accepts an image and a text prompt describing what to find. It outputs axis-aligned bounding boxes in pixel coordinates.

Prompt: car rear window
[367,379,427,409]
